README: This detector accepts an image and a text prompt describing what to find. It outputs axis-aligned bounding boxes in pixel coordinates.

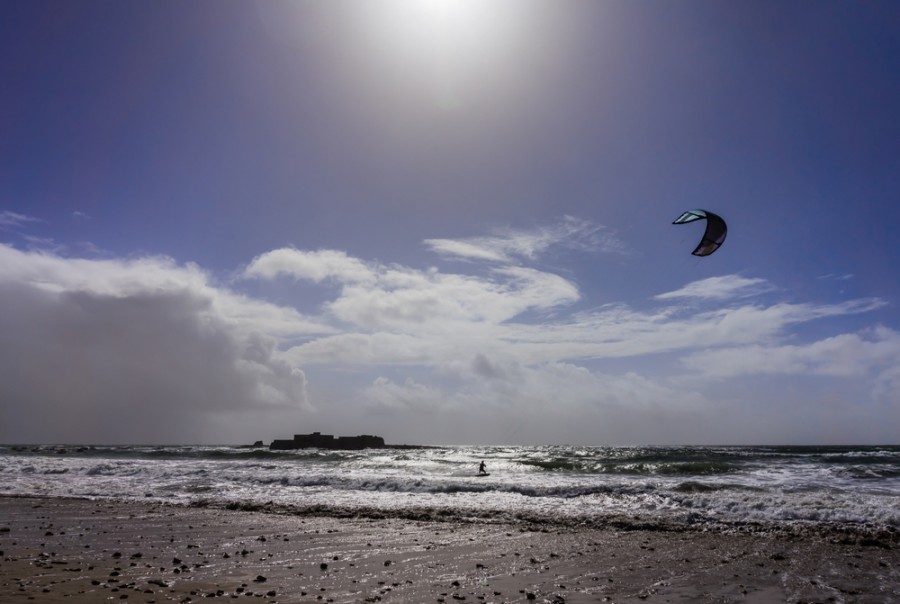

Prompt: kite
[672,209,727,256]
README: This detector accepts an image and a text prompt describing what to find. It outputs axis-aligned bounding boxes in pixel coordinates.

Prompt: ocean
[2,444,898,536]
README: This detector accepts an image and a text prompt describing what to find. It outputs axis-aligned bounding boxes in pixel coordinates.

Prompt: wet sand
[1,496,897,603]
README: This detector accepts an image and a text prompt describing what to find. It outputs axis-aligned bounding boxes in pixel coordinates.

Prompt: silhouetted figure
[478,460,487,475]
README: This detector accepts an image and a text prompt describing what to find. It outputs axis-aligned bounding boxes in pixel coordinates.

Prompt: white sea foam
[1,444,897,532]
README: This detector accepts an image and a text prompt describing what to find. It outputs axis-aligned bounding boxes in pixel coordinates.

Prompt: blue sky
[2,1,899,445]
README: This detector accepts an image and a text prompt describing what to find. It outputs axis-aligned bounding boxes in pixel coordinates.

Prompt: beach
[1,496,897,603]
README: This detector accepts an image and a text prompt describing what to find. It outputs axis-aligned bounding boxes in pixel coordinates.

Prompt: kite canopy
[673,210,727,256]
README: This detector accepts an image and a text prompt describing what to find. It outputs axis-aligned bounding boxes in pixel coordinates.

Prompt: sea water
[1,444,898,534]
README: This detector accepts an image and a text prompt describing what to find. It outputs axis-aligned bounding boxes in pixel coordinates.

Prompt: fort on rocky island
[269,432,385,450]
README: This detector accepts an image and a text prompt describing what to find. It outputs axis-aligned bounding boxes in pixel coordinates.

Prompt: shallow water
[2,444,898,533]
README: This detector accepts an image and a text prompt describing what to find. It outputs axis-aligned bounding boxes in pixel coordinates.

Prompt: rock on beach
[0,496,897,603]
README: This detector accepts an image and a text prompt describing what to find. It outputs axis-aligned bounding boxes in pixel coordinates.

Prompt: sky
[2,1,899,446]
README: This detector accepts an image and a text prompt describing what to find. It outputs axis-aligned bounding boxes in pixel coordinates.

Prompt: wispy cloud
[0,211,39,229]
[237,226,888,382]
[818,273,854,281]
[424,216,626,263]
[284,296,885,370]
[655,275,775,301]
[244,246,581,329]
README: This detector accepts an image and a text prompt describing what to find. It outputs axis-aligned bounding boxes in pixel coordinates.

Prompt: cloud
[818,273,854,281]
[290,295,884,370]
[655,275,775,301]
[361,362,712,445]
[0,244,322,444]
[873,364,900,409]
[249,233,887,386]
[331,266,579,329]
[681,326,900,380]
[245,245,581,332]
[365,377,445,414]
[1,217,895,445]
[424,216,626,263]
[243,248,376,284]
[0,211,39,229]
[421,239,508,263]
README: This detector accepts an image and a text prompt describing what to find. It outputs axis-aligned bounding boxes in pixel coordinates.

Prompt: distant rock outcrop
[269,432,385,451]
[238,440,265,449]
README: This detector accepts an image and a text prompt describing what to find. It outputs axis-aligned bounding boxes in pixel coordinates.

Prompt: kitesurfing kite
[672,209,727,256]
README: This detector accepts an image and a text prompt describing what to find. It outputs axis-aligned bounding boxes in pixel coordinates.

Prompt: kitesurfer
[478,460,487,475]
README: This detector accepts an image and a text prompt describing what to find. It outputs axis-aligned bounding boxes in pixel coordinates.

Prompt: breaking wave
[2,444,898,537]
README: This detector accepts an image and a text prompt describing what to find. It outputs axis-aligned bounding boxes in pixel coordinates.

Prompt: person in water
[478,460,487,475]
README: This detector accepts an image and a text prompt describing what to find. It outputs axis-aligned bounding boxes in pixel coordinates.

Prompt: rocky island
[269,431,385,450]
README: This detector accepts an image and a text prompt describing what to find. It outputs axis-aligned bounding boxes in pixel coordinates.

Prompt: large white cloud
[0,244,322,444]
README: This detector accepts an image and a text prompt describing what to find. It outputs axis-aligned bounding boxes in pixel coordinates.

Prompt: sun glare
[373,0,512,55]
[358,0,529,108]
[417,0,490,30]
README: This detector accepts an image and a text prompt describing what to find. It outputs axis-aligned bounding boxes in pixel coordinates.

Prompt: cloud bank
[1,218,896,444]
[0,245,323,444]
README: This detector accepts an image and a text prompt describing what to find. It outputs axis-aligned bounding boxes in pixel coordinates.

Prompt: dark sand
[1,496,897,603]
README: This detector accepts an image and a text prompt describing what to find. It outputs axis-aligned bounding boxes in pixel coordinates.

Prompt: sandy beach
[1,496,897,603]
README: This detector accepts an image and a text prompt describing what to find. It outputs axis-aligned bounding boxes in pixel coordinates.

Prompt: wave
[238,472,768,500]
[519,457,737,476]
[0,444,369,463]
[179,498,900,547]
[2,444,898,538]
[672,480,763,493]
[3,444,898,464]
[832,465,900,480]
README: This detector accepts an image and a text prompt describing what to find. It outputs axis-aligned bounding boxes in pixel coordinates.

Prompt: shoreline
[2,495,898,603]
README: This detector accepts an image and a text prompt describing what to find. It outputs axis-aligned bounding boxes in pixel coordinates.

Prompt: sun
[370,0,512,56]
[357,0,525,105]
[415,0,492,31]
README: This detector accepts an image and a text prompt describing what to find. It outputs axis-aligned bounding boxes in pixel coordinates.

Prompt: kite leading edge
[673,209,727,257]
